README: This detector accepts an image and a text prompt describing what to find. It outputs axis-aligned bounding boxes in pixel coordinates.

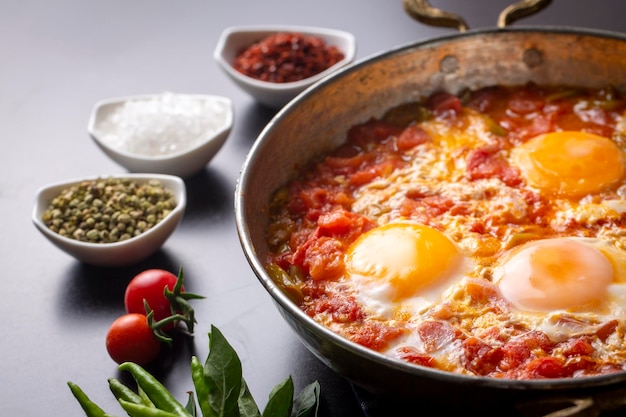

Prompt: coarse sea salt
[96,92,230,157]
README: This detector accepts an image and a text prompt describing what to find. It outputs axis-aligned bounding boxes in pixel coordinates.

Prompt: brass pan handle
[402,0,553,32]
[498,0,553,28]
[402,0,469,32]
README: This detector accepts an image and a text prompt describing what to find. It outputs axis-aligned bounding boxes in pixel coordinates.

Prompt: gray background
[2,1,625,416]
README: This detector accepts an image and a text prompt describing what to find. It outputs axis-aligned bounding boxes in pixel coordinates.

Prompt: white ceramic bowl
[214,25,356,108]
[32,173,186,267]
[88,93,233,178]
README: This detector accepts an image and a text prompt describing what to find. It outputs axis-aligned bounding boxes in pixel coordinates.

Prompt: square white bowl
[214,25,356,108]
[88,93,233,178]
[32,173,186,267]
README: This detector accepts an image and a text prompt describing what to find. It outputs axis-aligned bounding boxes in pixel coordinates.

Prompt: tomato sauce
[266,84,626,379]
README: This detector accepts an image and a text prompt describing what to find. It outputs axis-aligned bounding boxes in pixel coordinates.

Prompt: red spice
[233,32,345,83]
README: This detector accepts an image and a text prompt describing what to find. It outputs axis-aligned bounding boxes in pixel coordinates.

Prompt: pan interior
[235,27,626,398]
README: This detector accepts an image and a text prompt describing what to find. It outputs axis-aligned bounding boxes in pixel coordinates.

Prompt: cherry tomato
[105,313,160,365]
[124,269,183,324]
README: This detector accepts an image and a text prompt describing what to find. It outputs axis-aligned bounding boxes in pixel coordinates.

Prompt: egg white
[492,237,626,341]
[349,266,467,320]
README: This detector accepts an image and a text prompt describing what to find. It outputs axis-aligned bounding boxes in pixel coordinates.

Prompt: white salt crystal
[96,92,230,157]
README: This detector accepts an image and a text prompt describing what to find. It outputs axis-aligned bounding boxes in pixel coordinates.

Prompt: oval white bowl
[88,94,233,178]
[32,173,186,267]
[214,25,356,108]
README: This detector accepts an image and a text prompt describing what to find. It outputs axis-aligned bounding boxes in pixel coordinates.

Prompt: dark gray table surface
[2,1,626,416]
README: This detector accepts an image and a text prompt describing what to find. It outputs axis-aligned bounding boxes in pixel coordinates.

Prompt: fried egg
[345,222,468,319]
[493,237,626,314]
[266,85,626,377]
[511,131,626,198]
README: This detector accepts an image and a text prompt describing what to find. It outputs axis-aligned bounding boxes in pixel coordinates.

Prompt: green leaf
[185,392,197,417]
[238,379,261,417]
[262,377,294,417]
[291,382,320,417]
[68,325,321,417]
[205,325,243,417]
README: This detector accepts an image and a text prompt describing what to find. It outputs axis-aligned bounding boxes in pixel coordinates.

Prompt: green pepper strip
[190,356,214,417]
[108,378,144,406]
[118,362,191,417]
[137,385,156,408]
[118,399,179,417]
[67,381,111,417]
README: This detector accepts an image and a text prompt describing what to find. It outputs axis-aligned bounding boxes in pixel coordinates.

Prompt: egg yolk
[512,131,625,197]
[346,223,462,301]
[497,238,613,312]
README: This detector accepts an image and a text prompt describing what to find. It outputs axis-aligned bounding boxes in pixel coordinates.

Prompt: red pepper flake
[233,32,345,83]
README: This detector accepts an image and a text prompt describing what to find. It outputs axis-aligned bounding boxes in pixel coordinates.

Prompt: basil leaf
[238,379,261,417]
[262,376,294,417]
[185,392,197,417]
[206,325,242,417]
[291,382,320,417]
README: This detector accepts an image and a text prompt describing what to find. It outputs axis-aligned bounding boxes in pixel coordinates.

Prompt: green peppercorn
[41,177,177,244]
[86,229,100,241]
[117,213,131,224]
